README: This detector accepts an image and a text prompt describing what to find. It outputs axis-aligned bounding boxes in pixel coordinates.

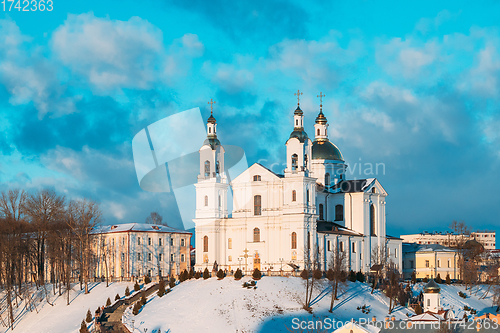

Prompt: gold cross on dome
[294,89,303,106]
[317,92,325,111]
[208,99,216,115]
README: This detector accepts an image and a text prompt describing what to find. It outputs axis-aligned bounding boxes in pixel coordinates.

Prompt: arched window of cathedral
[204,195,208,206]
[254,228,260,242]
[204,160,210,177]
[228,238,232,249]
[291,154,298,171]
[370,204,376,236]
[209,127,211,133]
[325,173,330,187]
[317,128,320,136]
[335,205,343,221]
[218,195,221,207]
[319,204,324,220]
[307,231,310,250]
[306,189,310,205]
[253,175,261,181]
[372,187,376,193]
[296,119,298,126]
[203,236,208,252]
[291,232,297,249]
[292,190,296,202]
[216,161,220,174]
[254,195,262,215]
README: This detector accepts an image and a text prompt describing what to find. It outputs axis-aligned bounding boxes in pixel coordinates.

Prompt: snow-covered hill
[122,277,496,333]
[0,282,133,333]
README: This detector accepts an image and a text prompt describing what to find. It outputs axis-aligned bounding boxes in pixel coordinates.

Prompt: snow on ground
[123,276,416,333]
[0,281,134,333]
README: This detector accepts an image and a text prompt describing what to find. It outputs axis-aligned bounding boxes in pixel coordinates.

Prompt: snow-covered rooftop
[92,222,191,235]
[402,242,457,253]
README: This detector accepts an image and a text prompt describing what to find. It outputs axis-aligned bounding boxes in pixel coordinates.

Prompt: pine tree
[415,304,423,315]
[158,279,166,297]
[217,269,225,280]
[203,268,210,279]
[144,275,151,284]
[446,274,451,285]
[115,293,120,301]
[125,286,130,296]
[195,271,201,279]
[189,267,195,279]
[435,273,442,284]
[234,268,243,280]
[312,269,322,280]
[252,268,261,280]
[411,271,417,284]
[423,276,429,283]
[356,271,365,283]
[349,270,357,282]
[134,281,140,291]
[85,309,92,323]
[169,277,176,288]
[106,297,111,307]
[132,302,140,316]
[80,320,89,333]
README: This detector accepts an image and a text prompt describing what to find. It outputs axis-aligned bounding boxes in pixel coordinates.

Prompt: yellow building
[92,223,191,279]
[402,243,459,280]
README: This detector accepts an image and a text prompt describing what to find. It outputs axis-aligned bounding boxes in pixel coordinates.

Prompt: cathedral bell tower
[285,90,312,176]
[194,99,229,220]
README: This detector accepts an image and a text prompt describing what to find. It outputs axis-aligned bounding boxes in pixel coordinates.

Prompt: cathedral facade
[193,101,402,274]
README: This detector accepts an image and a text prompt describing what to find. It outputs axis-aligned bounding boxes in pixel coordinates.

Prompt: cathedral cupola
[289,90,308,143]
[203,99,221,150]
[314,92,328,141]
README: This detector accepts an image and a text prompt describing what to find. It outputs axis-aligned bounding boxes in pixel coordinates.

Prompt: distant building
[92,223,191,279]
[400,231,496,250]
[402,243,459,280]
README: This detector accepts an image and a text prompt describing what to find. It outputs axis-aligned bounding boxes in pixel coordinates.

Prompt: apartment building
[92,223,192,279]
[400,231,496,250]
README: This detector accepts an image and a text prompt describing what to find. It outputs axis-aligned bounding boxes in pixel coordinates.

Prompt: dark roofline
[254,162,284,178]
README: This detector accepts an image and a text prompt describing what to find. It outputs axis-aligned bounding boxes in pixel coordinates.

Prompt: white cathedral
[193,99,402,274]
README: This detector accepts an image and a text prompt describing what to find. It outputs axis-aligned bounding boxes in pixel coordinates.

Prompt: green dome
[288,129,309,143]
[424,279,441,293]
[203,138,221,149]
[312,140,344,161]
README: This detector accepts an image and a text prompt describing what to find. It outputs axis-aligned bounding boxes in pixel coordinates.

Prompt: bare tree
[370,244,387,294]
[146,211,163,225]
[493,285,500,312]
[385,261,400,314]
[326,247,346,312]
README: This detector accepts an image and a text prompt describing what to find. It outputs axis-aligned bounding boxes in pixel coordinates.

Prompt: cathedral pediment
[231,163,283,185]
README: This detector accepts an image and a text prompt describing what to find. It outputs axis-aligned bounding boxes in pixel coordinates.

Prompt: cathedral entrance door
[253,253,261,271]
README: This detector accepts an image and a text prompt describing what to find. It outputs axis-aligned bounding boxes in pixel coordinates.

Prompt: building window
[317,128,320,136]
[218,195,221,207]
[292,190,296,202]
[148,238,151,246]
[427,299,430,307]
[395,248,398,258]
[159,253,163,261]
[448,259,451,268]
[319,204,324,220]
[425,260,430,268]
[181,254,185,262]
[171,253,174,261]
[228,238,232,249]
[410,260,414,269]
[325,173,330,186]
[438,259,441,268]
[296,119,298,126]
[291,154,298,171]
[137,253,141,261]
[203,236,208,252]
[335,205,343,221]
[138,237,141,245]
[254,228,260,242]
[291,232,297,249]
[340,241,344,252]
[159,238,162,246]
[306,189,309,205]
[216,161,220,174]
[181,239,185,247]
[370,204,376,236]
[352,242,356,253]
[148,253,152,261]
[253,175,261,181]
[372,187,376,193]
[228,256,232,262]
[204,195,208,206]
[327,240,331,251]
[121,253,125,261]
[254,195,262,215]
[204,160,210,177]
[171,238,174,246]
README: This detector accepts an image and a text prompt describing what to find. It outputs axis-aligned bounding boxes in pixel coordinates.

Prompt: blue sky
[0,0,499,240]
